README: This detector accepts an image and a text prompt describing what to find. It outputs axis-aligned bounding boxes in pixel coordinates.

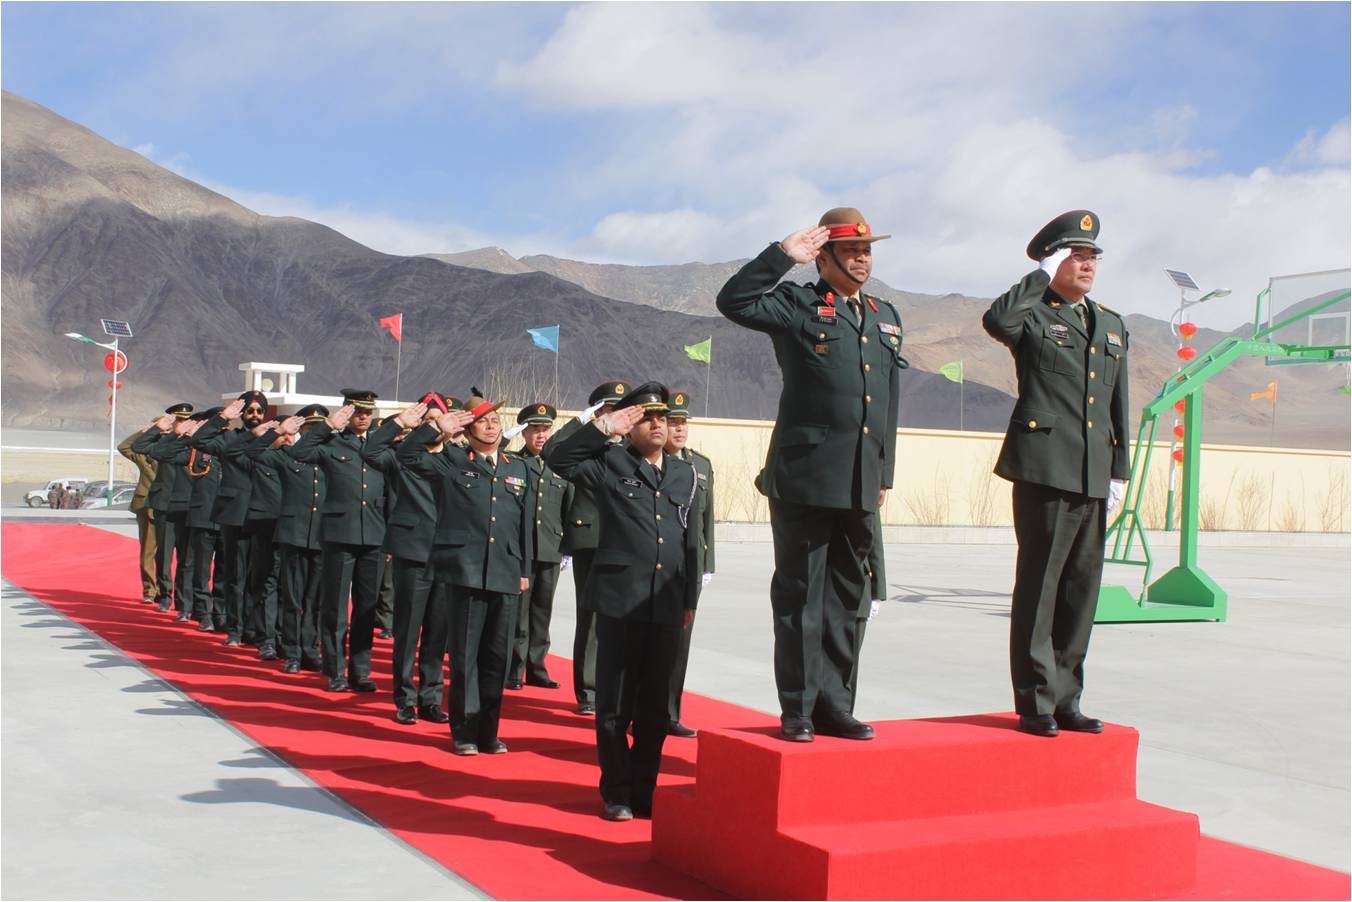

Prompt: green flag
[684,337,712,364]
[939,360,963,383]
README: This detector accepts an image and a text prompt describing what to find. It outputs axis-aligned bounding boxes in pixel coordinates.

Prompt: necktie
[1073,302,1088,331]
[847,298,862,325]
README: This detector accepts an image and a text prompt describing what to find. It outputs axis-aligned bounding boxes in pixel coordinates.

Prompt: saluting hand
[252,419,278,437]
[435,409,474,439]
[1039,246,1073,276]
[277,415,305,437]
[600,405,645,437]
[153,414,175,433]
[327,405,354,431]
[172,417,195,436]
[394,401,428,430]
[780,226,830,265]
[185,419,205,436]
[220,398,245,421]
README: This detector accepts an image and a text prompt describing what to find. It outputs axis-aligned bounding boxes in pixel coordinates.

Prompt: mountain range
[2,90,1347,449]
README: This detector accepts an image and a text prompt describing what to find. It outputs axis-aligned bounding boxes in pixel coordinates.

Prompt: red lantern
[106,379,123,389]
[103,351,128,374]
[1172,449,1185,463]
[1176,346,1197,361]
[107,394,114,405]
[1179,322,1199,339]
[1174,400,1187,414]
[1173,424,1185,439]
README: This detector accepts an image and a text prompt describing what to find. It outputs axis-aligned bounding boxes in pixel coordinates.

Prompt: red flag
[379,313,402,343]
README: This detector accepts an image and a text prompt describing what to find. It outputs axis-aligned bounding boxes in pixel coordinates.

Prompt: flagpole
[555,324,561,407]
[394,316,402,404]
[1270,386,1277,444]
[959,361,964,431]
[704,337,711,417]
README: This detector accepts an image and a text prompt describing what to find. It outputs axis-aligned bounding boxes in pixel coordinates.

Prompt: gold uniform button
[655,491,662,497]
[862,426,870,434]
[657,538,664,545]
[864,363,871,372]
[575,519,583,525]
[1028,420,1038,429]
[361,500,367,506]
[1091,347,1097,354]
[655,514,662,521]
[312,507,317,512]
[537,505,543,512]
[861,335,869,344]
[1090,371,1097,379]
[655,563,663,572]
[491,496,497,503]
[865,394,872,403]
[1088,420,1094,428]
[489,536,495,543]
[490,516,496,522]
[1088,396,1095,404]
[819,332,827,340]
[537,519,542,525]
[362,483,367,489]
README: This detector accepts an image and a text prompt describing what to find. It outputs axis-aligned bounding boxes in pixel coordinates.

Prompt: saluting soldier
[548,380,628,715]
[134,403,198,617]
[191,393,270,645]
[506,402,572,691]
[117,427,160,605]
[133,402,194,612]
[289,390,398,693]
[182,408,226,630]
[253,406,329,673]
[398,396,534,756]
[717,208,905,743]
[362,393,454,725]
[661,390,715,739]
[242,416,287,659]
[982,210,1129,738]
[545,383,703,822]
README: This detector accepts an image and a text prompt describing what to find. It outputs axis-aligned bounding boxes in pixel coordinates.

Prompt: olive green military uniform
[717,241,904,723]
[398,422,534,749]
[243,436,286,651]
[134,423,194,614]
[666,440,715,728]
[117,430,159,603]
[182,413,226,627]
[191,415,260,643]
[982,210,1130,718]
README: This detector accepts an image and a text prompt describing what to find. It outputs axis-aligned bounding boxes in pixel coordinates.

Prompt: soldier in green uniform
[549,380,629,715]
[117,428,160,604]
[544,383,703,821]
[982,210,1130,738]
[289,389,400,693]
[362,393,454,725]
[661,390,715,738]
[506,402,573,691]
[242,415,288,658]
[183,408,225,628]
[717,208,905,743]
[256,405,329,673]
[134,402,194,612]
[398,397,534,756]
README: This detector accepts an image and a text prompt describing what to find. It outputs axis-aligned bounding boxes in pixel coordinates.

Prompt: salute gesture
[172,416,195,436]
[275,415,306,437]
[252,419,279,437]
[219,398,246,422]
[152,414,176,433]
[598,404,645,437]
[434,409,474,439]
[393,401,428,431]
[326,404,354,431]
[780,225,830,265]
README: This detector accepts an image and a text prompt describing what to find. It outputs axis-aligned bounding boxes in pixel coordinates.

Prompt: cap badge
[856,223,869,236]
[615,384,625,394]
[674,394,685,406]
[537,405,547,415]
[1080,214,1094,231]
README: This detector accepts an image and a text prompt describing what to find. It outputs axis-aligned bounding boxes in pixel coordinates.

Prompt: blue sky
[3,2,1349,325]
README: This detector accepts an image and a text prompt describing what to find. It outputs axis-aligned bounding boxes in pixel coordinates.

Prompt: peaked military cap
[667,390,693,419]
[517,402,557,426]
[443,395,464,412]
[238,390,269,410]
[614,381,669,413]
[1026,209,1103,260]
[419,391,449,414]
[189,406,222,422]
[340,388,378,410]
[588,381,629,406]
[819,207,890,243]
[165,402,194,419]
[296,403,329,423]
[463,395,504,421]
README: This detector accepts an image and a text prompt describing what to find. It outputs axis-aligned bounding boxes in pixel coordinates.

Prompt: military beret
[1026,210,1102,260]
[238,390,269,410]
[296,403,329,423]
[340,388,378,410]
[819,207,890,243]
[517,402,557,426]
[165,402,194,419]
[666,390,693,419]
[588,381,629,406]
[614,381,669,414]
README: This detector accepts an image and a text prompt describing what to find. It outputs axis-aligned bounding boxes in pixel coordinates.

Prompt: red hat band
[470,400,497,419]
[827,222,871,240]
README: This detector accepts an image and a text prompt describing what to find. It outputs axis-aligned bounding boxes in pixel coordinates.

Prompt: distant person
[981,210,1130,738]
[716,208,905,743]
[119,427,161,604]
[47,483,62,510]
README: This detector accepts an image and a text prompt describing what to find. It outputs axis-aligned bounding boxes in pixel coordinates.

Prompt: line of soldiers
[123,380,715,818]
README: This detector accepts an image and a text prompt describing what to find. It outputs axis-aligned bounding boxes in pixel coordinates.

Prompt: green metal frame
[1096,289,1350,623]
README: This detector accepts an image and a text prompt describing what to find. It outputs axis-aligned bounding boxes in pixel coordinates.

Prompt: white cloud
[1284,118,1351,168]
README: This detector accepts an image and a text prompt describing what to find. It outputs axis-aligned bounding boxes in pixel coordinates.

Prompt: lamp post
[1162,273,1230,531]
[65,319,133,505]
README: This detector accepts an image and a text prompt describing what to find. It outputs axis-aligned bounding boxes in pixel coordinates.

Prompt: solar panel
[101,319,133,338]
[1164,270,1199,291]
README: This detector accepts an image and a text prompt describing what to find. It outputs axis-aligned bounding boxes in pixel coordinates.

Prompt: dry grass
[904,471,951,526]
[1233,471,1268,531]
[966,453,1000,527]
[1316,464,1350,533]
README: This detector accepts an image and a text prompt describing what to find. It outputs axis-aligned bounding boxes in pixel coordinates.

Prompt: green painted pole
[1179,387,1203,569]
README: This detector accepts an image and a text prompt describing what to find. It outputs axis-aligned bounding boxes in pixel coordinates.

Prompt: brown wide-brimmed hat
[463,396,504,421]
[819,207,891,243]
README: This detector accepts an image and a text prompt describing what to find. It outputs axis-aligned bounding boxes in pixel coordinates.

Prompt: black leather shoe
[1054,712,1104,733]
[156,600,171,612]
[282,659,301,674]
[300,657,323,672]
[197,618,215,632]
[377,628,393,640]
[631,799,653,819]
[1018,714,1060,737]
[213,617,229,633]
[602,803,634,821]
[418,704,450,724]
[350,677,378,693]
[453,742,479,756]
[486,740,508,754]
[526,676,561,689]
[780,716,815,742]
[258,643,278,661]
[667,721,698,738]
[326,676,350,693]
[223,635,242,647]
[175,611,192,622]
[395,706,417,725]
[505,678,524,691]
[577,702,596,715]
[814,713,875,740]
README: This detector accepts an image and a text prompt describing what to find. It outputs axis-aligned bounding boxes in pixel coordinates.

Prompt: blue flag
[527,324,560,353]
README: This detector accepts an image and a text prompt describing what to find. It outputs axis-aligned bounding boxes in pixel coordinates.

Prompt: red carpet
[2,522,1348,901]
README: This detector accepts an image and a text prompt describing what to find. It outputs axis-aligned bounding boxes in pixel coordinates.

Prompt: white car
[25,478,90,508]
[81,486,138,510]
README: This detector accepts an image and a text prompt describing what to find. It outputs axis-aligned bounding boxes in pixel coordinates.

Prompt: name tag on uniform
[815,305,837,319]
[877,322,902,336]
[696,471,707,481]
[621,477,642,487]
[1049,324,1070,339]
[461,470,479,478]
[1107,332,1122,347]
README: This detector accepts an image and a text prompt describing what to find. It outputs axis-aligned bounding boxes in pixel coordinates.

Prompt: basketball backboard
[1253,268,1350,367]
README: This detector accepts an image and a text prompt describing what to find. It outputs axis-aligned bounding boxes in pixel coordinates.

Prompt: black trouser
[278,543,323,664]
[767,498,873,720]
[571,549,599,705]
[595,613,681,810]
[210,535,226,624]
[511,560,560,684]
[375,555,394,632]
[1009,481,1105,717]
[245,521,279,644]
[188,526,221,620]
[391,557,449,708]
[169,512,191,611]
[153,508,175,602]
[444,583,515,746]
[218,524,249,638]
[667,619,695,725]
[318,542,383,681]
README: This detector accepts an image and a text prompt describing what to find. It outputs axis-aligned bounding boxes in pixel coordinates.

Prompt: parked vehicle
[81,486,137,510]
[81,480,136,501]
[24,478,89,508]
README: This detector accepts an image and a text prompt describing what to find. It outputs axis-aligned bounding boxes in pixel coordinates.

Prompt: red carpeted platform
[2,522,1348,901]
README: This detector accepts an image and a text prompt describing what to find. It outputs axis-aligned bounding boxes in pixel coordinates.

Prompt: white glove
[577,401,606,425]
[560,555,572,572]
[1108,479,1127,511]
[502,422,527,441]
[1039,246,1072,275]
[867,599,881,622]
[701,572,713,588]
